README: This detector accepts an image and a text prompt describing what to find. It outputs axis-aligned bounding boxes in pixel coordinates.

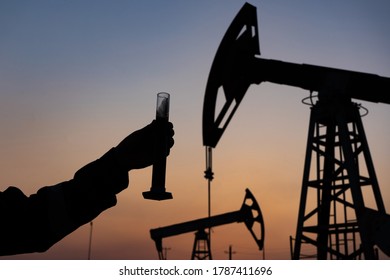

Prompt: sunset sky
[1,0,389,260]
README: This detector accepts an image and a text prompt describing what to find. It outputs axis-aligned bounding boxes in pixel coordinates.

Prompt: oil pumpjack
[150,189,264,260]
[202,3,390,259]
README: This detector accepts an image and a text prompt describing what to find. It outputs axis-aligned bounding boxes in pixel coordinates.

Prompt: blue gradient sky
[1,0,389,259]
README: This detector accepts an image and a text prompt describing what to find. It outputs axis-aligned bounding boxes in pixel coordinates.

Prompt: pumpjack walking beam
[203,4,390,149]
[202,3,390,259]
[150,189,264,260]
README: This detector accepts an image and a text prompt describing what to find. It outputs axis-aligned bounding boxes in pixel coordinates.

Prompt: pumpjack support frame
[292,98,386,259]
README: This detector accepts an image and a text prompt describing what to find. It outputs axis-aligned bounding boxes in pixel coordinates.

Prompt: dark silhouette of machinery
[150,189,264,259]
[202,3,390,259]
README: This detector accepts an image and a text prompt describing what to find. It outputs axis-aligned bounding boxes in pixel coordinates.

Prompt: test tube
[156,92,170,120]
[142,92,173,200]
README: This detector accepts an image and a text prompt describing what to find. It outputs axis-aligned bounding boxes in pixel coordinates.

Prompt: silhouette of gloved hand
[115,120,175,171]
[74,121,174,195]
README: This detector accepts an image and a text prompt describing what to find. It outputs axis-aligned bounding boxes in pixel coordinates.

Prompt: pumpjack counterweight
[202,3,390,259]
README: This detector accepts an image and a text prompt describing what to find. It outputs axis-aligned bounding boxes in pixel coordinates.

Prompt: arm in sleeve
[0,148,128,256]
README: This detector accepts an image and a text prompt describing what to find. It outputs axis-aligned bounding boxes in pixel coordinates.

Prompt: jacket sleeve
[0,148,129,256]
